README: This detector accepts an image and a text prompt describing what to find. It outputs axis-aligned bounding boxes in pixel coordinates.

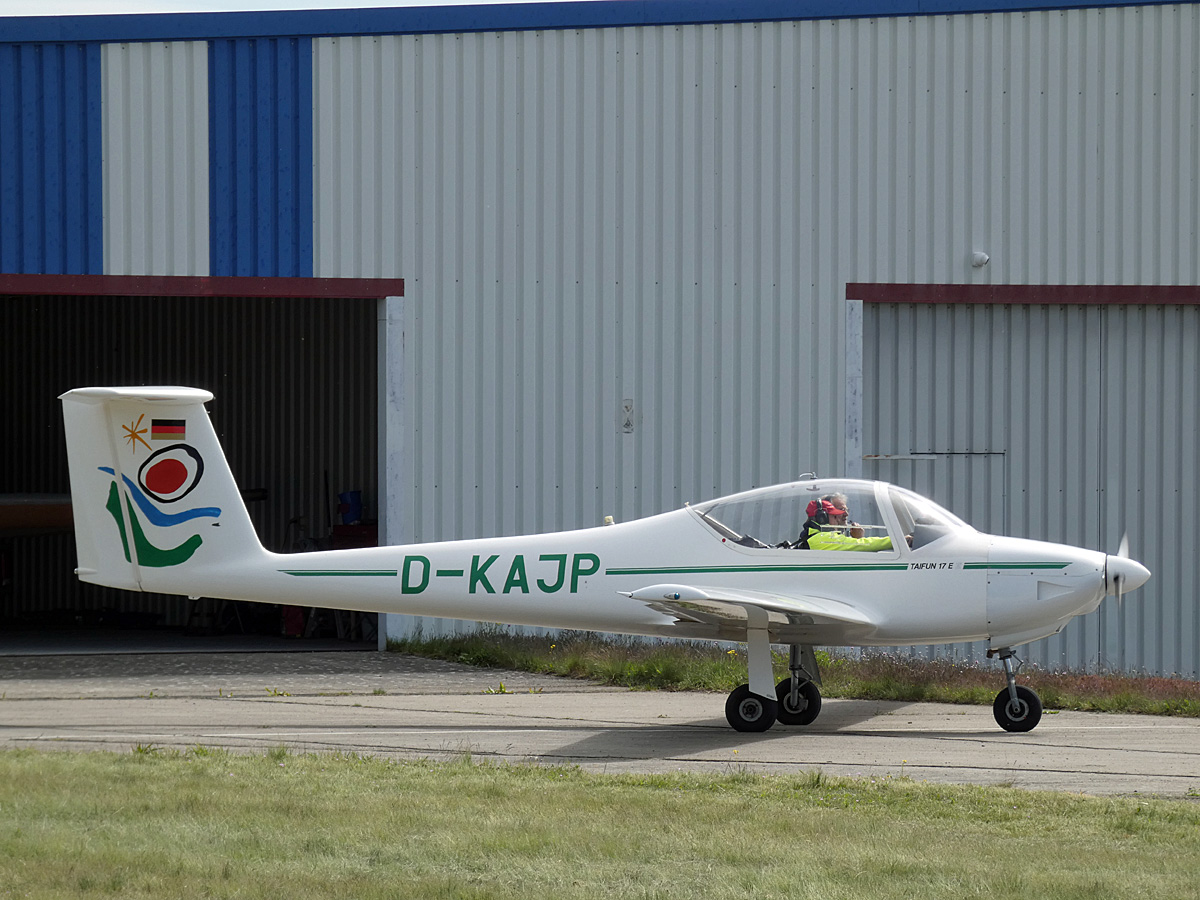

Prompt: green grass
[389,630,1200,717]
[2,748,1199,899]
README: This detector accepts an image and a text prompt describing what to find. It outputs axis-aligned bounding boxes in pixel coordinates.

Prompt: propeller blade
[1115,534,1129,609]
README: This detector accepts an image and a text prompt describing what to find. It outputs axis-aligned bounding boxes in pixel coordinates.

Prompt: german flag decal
[151,419,186,441]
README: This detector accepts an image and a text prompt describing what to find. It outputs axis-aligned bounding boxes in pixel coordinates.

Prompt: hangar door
[2,291,380,639]
[862,301,1198,678]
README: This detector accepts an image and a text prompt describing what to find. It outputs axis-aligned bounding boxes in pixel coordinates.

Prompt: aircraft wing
[622,583,876,630]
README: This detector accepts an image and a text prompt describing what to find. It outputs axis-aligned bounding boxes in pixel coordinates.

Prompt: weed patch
[390,630,1200,717]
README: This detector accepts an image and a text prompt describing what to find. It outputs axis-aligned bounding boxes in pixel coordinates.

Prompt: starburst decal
[122,414,152,452]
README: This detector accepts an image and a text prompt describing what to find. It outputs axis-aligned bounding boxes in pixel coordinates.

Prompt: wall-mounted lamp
[971,251,990,267]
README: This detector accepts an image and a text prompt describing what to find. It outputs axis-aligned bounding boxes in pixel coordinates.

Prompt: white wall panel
[316,26,845,545]
[102,41,209,276]
[312,7,1200,657]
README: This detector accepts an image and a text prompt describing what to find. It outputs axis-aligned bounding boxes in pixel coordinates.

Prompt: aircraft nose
[1105,555,1151,595]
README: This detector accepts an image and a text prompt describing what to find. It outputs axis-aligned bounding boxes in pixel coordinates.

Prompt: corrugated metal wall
[3,5,1195,660]
[1098,305,1199,676]
[1,295,377,628]
[311,7,1200,647]
[0,42,102,274]
[209,38,314,277]
[313,25,855,536]
[102,41,210,276]
[865,302,1199,677]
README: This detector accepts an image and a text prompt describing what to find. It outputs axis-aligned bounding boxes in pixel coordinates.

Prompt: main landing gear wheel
[775,677,822,726]
[993,685,1042,732]
[725,684,779,732]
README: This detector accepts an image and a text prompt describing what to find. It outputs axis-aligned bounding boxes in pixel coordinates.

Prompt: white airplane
[60,386,1151,734]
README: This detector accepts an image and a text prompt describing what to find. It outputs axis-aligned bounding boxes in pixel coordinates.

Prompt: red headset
[806,498,842,524]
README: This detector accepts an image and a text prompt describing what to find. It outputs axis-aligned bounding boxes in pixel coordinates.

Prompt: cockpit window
[694,482,895,552]
[888,486,971,549]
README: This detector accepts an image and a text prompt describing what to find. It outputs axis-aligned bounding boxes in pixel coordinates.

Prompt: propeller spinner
[1105,534,1151,603]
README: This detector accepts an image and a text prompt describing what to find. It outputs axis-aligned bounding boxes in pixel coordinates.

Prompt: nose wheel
[993,684,1042,731]
[991,649,1043,732]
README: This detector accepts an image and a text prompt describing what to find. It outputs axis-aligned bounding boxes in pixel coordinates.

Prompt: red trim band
[847,283,1200,305]
[0,273,404,299]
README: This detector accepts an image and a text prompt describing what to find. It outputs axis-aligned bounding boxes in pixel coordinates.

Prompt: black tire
[993,685,1043,732]
[725,684,778,732]
[775,677,822,726]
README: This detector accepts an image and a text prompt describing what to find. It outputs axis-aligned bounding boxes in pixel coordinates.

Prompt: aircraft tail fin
[60,386,268,595]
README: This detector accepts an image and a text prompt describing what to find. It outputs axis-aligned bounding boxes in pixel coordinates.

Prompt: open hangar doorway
[847,284,1200,679]
[1,274,403,652]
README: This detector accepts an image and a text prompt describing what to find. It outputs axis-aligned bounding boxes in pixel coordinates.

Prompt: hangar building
[2,0,1197,676]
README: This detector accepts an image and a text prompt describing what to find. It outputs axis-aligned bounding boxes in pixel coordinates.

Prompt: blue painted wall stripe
[208,37,313,278]
[0,42,102,275]
[0,2,1178,43]
[0,52,14,273]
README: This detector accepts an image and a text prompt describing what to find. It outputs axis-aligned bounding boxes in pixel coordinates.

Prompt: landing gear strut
[990,648,1042,732]
[724,608,778,732]
[723,637,823,732]
[775,644,822,726]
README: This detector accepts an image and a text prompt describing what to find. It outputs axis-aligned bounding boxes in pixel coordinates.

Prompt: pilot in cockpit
[793,494,895,552]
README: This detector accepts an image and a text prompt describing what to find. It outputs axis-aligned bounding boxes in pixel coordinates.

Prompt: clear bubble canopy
[692,479,972,551]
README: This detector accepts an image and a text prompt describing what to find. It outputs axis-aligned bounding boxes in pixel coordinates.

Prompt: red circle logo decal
[137,444,204,503]
[145,458,189,495]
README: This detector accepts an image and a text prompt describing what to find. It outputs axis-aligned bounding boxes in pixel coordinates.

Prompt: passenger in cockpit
[796,494,895,551]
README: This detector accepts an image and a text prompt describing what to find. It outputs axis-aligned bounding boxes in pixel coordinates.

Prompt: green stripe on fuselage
[279,570,398,577]
[605,563,909,576]
[963,562,1071,570]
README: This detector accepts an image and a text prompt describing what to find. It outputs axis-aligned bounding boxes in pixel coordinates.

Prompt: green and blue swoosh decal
[100,466,219,567]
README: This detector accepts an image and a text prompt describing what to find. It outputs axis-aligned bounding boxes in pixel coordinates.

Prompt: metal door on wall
[861,301,1198,677]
